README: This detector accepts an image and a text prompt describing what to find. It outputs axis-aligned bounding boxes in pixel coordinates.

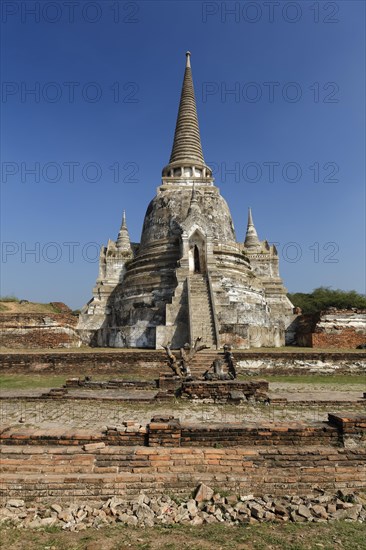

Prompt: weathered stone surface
[186,499,198,516]
[83,442,106,451]
[297,504,312,519]
[194,483,214,503]
[251,504,264,519]
[333,505,363,521]
[58,510,73,523]
[240,494,255,502]
[135,503,155,525]
[274,504,287,517]
[312,505,328,519]
[6,499,25,508]
[50,503,62,514]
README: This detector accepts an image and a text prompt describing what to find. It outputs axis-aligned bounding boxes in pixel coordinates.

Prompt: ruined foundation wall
[296,310,366,349]
[0,313,81,349]
[1,415,365,502]
[312,330,366,349]
[0,350,365,375]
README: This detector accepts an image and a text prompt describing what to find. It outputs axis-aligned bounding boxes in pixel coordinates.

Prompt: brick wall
[296,310,366,349]
[0,351,167,375]
[312,330,366,349]
[1,444,365,502]
[180,380,268,401]
[0,313,81,349]
[0,418,345,449]
[1,350,365,375]
[1,415,365,502]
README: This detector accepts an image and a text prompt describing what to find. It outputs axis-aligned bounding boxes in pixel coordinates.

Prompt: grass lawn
[0,374,106,390]
[1,521,365,550]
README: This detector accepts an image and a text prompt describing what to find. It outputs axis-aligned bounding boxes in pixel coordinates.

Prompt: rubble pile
[1,485,364,531]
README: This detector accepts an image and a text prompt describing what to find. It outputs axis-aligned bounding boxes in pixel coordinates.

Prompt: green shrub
[0,295,19,302]
[288,287,366,314]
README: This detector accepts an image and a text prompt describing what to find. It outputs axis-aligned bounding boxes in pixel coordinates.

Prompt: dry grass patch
[1,522,366,550]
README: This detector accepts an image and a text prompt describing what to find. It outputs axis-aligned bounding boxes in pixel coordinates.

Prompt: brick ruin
[1,349,365,376]
[0,302,81,349]
[0,414,365,503]
[295,309,366,349]
[2,341,364,509]
[1,349,365,514]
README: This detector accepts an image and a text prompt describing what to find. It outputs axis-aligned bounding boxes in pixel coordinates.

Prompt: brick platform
[180,379,269,401]
[0,414,365,502]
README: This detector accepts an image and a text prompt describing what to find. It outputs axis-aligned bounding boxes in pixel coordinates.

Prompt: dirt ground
[1,521,366,550]
[1,398,365,435]
[1,375,365,432]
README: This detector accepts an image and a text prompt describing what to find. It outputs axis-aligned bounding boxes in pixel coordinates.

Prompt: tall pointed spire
[244,208,261,249]
[169,51,204,165]
[162,52,212,183]
[116,210,131,251]
[248,207,254,226]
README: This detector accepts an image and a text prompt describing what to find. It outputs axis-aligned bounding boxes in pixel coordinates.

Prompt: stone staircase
[189,274,217,350]
[189,350,221,376]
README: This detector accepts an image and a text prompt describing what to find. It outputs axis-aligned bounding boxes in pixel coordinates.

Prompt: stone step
[191,320,214,329]
[191,313,213,319]
[191,317,214,324]
[189,275,216,347]
[192,317,211,323]
[190,287,208,292]
[192,312,211,321]
[190,290,209,295]
[190,290,207,294]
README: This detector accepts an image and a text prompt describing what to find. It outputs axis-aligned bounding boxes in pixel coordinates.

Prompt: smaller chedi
[78,52,294,349]
[89,210,134,311]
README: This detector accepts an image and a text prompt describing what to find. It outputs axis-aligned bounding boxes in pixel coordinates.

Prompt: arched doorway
[188,230,206,274]
[194,245,200,273]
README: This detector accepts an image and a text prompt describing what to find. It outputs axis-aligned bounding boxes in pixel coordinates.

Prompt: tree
[287,287,366,314]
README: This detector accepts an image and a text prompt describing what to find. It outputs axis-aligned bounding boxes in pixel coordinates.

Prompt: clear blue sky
[1,0,365,308]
